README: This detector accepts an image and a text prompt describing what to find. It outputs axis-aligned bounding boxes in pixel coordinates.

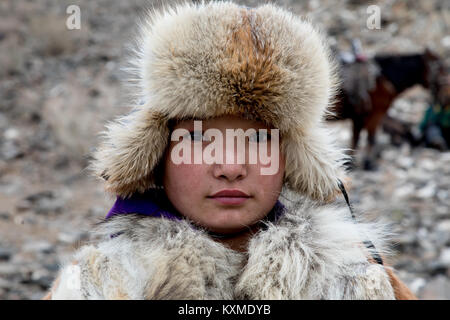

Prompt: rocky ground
[0,0,449,299]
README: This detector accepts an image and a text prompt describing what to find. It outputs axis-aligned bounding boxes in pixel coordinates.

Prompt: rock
[0,212,10,220]
[428,260,449,276]
[31,291,48,300]
[57,231,89,244]
[29,123,57,152]
[4,128,20,140]
[441,35,450,48]
[415,182,436,199]
[409,277,426,295]
[393,183,415,198]
[30,269,53,289]
[15,200,32,212]
[0,140,23,160]
[437,191,449,203]
[394,233,417,250]
[0,263,22,277]
[22,241,54,254]
[430,229,450,248]
[406,168,432,184]
[53,155,70,170]
[0,114,8,130]
[88,206,106,218]
[420,276,450,300]
[419,238,438,256]
[0,176,25,196]
[23,190,65,215]
[438,248,450,267]
[417,158,436,171]
[436,206,450,218]
[0,277,9,289]
[43,263,59,273]
[436,220,450,233]
[0,248,12,261]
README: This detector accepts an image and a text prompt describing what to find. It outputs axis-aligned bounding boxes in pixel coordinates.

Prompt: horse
[330,49,443,170]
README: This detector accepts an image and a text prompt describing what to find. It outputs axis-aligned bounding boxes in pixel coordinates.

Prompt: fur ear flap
[90,107,169,198]
[283,126,348,202]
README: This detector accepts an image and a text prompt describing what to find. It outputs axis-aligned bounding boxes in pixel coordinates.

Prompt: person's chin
[206,224,248,235]
[213,221,258,235]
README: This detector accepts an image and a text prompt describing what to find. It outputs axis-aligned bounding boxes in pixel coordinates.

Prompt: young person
[45,1,415,300]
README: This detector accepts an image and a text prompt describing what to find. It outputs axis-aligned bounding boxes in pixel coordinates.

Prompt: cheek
[254,171,284,196]
[251,153,285,198]
[163,146,208,204]
[254,151,285,181]
[163,163,200,217]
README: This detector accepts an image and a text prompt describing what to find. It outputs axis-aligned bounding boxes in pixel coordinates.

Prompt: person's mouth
[207,189,252,205]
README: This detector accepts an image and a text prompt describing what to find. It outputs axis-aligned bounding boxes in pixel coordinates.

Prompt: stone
[0,248,12,261]
[420,276,450,300]
[0,140,23,160]
[0,212,10,220]
[436,220,450,233]
[408,278,426,295]
[393,183,415,198]
[30,269,53,289]
[22,241,54,254]
[0,277,9,289]
[0,263,22,277]
[57,231,89,244]
[438,248,450,267]
[416,182,437,199]
[23,191,65,215]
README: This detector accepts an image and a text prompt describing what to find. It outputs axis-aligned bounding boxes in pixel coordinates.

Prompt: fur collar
[53,192,395,299]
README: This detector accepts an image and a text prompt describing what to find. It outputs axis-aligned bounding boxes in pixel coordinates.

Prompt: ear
[90,107,169,198]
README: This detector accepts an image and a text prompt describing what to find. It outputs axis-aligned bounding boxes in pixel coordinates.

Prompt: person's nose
[212,141,248,181]
[212,163,248,182]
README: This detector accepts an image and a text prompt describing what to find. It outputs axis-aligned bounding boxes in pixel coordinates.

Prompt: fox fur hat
[91,0,346,202]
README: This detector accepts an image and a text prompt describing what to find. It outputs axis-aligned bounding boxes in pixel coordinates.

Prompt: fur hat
[91,0,346,202]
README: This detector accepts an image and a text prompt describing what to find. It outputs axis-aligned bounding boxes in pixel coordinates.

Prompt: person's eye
[249,131,271,143]
[186,131,210,142]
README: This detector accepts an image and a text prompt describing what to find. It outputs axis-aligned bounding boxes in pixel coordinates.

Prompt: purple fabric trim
[106,190,182,220]
[105,189,286,224]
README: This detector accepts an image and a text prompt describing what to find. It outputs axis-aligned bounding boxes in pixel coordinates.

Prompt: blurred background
[0,0,449,299]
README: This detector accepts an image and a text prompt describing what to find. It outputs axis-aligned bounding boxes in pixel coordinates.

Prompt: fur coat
[49,193,396,300]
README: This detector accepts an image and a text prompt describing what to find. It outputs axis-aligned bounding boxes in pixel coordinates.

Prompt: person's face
[163,115,285,234]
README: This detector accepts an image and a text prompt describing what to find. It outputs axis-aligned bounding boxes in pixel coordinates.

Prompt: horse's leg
[352,119,363,150]
[349,118,363,169]
[364,125,378,170]
[364,110,389,170]
[363,77,397,170]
